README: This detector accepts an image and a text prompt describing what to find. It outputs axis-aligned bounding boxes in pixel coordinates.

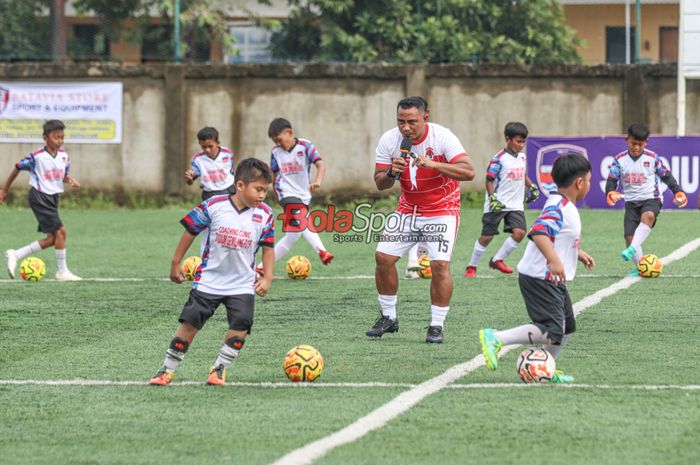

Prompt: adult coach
[367,96,475,343]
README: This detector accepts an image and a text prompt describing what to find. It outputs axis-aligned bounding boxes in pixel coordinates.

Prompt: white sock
[496,324,548,346]
[378,294,397,320]
[633,246,643,265]
[468,240,487,267]
[15,241,41,260]
[430,305,449,328]
[164,348,185,371]
[543,334,570,359]
[493,237,519,261]
[55,249,68,273]
[274,232,301,262]
[631,223,651,250]
[214,344,240,368]
[407,244,420,265]
[302,229,326,252]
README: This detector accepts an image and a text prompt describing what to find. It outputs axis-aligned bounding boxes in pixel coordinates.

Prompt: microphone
[397,138,413,180]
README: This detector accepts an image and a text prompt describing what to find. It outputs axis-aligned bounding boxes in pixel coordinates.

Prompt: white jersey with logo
[517,193,581,282]
[190,147,235,192]
[375,123,468,217]
[181,195,274,296]
[16,147,71,195]
[270,138,320,204]
[482,149,527,213]
[607,149,670,202]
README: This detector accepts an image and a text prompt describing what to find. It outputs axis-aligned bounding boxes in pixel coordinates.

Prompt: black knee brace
[225,336,245,350]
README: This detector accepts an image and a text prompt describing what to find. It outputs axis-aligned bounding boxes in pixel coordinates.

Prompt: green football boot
[551,369,574,384]
[479,328,502,370]
[620,245,636,262]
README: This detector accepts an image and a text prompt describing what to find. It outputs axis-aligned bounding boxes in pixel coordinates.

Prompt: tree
[0,0,51,60]
[265,0,582,64]
[73,0,234,62]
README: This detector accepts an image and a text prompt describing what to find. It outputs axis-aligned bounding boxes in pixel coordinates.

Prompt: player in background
[479,154,594,384]
[605,123,687,275]
[404,241,429,279]
[0,120,82,281]
[464,122,539,278]
[185,127,236,256]
[255,118,333,276]
[149,158,274,386]
[368,96,475,343]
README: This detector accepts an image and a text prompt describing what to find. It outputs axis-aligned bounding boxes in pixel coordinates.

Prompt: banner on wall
[0,82,122,144]
[527,137,700,209]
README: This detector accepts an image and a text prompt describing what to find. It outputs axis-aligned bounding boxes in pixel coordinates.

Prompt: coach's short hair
[552,154,591,188]
[268,118,292,138]
[627,123,650,141]
[397,96,428,113]
[504,122,528,139]
[43,120,65,136]
[197,127,219,142]
[235,157,272,184]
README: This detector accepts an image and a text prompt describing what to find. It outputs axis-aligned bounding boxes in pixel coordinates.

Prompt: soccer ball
[417,254,432,279]
[181,256,202,281]
[516,348,556,383]
[20,257,46,282]
[286,255,311,280]
[637,254,663,278]
[283,344,324,382]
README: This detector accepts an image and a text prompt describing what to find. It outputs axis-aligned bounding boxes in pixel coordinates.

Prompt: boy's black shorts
[179,289,255,332]
[201,184,236,201]
[28,187,63,233]
[518,273,575,344]
[480,211,526,236]
[279,196,309,230]
[624,199,661,236]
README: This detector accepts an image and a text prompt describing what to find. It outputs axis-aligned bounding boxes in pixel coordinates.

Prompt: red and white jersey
[270,138,320,204]
[607,149,671,202]
[190,147,235,192]
[517,193,581,282]
[181,196,274,296]
[375,123,468,217]
[16,147,71,195]
[482,149,527,213]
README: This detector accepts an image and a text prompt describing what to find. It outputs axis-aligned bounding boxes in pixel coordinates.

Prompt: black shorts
[28,187,63,233]
[480,211,526,236]
[202,184,236,201]
[624,199,661,237]
[178,289,255,332]
[280,196,309,230]
[518,273,575,344]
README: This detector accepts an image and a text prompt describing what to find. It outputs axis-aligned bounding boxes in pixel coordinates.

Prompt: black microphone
[397,138,412,180]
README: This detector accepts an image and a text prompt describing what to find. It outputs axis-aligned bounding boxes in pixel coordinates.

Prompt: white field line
[270,237,700,465]
[0,379,698,391]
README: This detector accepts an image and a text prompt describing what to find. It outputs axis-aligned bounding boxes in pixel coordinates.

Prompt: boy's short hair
[397,96,428,113]
[552,154,591,188]
[197,127,219,142]
[268,118,292,138]
[235,157,272,184]
[504,122,528,139]
[43,120,65,136]
[627,123,650,140]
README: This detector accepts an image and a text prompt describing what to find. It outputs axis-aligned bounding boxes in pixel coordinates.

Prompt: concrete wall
[1,63,697,196]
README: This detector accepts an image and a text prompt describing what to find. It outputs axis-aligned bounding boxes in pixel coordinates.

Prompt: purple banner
[526,136,700,209]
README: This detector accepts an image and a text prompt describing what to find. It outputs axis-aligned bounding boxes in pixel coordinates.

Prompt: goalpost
[677,0,700,136]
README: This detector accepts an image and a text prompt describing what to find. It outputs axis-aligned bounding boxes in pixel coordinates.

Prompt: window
[659,27,678,63]
[606,26,636,64]
[141,25,172,62]
[70,24,109,60]
[228,25,272,63]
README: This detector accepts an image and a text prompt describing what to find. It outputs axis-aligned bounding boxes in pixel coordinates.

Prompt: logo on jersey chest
[297,150,304,157]
[252,213,263,223]
[643,161,650,167]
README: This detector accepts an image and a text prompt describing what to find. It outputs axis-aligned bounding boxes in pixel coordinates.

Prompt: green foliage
[0,0,51,60]
[268,0,582,64]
